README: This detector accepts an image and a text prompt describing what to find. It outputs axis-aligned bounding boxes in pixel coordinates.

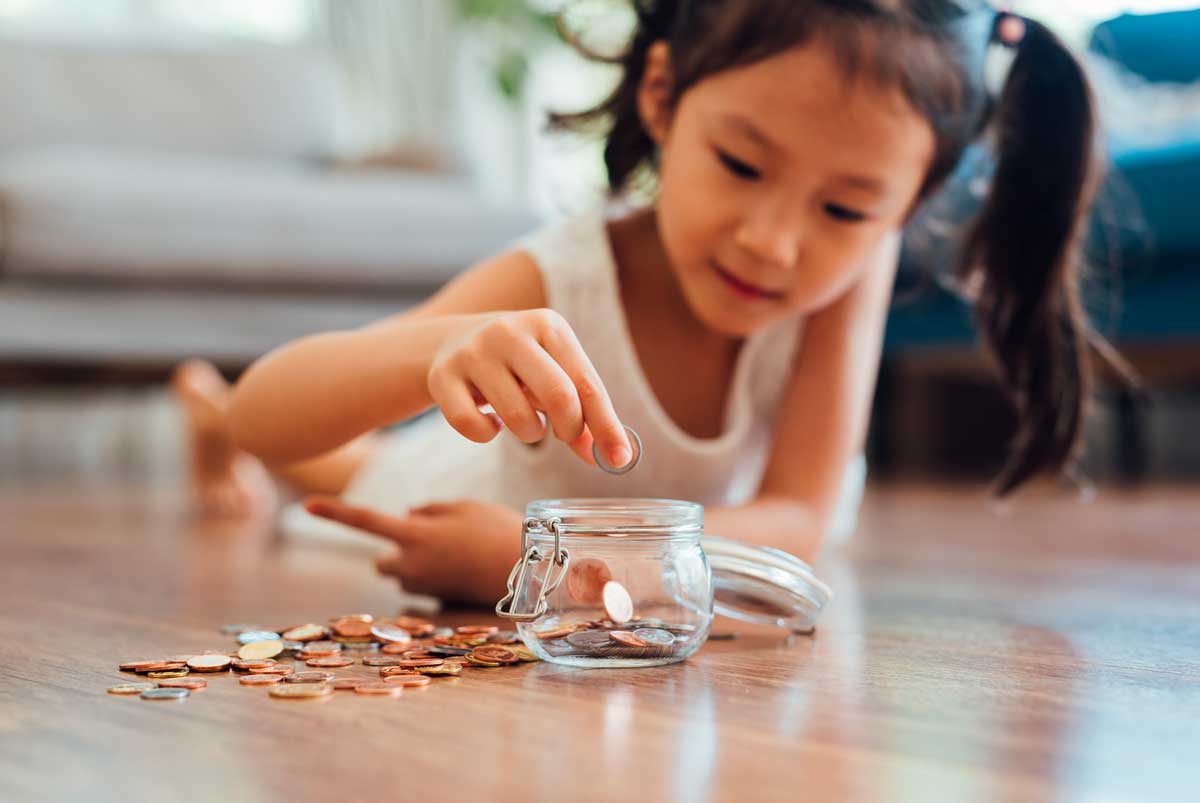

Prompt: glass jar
[496,498,833,668]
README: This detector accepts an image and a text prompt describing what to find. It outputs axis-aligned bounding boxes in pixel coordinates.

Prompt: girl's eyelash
[716,149,760,180]
[825,204,868,223]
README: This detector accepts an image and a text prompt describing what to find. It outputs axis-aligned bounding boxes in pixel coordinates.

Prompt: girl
[192,0,1117,604]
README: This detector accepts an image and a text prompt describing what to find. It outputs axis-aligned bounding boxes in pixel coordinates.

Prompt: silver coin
[592,425,642,475]
[237,631,281,645]
[140,688,189,701]
[632,628,675,647]
[369,625,412,644]
[566,630,614,651]
[222,623,262,635]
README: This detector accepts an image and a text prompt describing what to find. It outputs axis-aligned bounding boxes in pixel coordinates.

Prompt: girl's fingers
[303,495,424,545]
[540,332,631,468]
[567,427,598,466]
[375,551,406,577]
[430,373,502,443]
[470,364,547,444]
[506,343,585,445]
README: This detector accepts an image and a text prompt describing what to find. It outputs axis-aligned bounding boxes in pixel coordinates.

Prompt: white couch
[0,36,539,368]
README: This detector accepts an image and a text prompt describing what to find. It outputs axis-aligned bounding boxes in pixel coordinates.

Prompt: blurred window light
[0,0,316,41]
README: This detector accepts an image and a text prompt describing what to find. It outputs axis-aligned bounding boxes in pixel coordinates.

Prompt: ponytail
[550,0,683,193]
[959,16,1104,496]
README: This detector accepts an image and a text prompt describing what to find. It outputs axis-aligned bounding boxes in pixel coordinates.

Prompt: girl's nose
[732,201,801,271]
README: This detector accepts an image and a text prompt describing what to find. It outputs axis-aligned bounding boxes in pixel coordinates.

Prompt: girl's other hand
[304,495,522,606]
[427,309,632,468]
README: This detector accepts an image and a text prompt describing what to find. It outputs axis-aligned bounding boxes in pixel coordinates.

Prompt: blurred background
[0,0,1197,494]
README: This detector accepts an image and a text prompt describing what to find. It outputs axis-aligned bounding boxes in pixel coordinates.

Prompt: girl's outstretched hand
[428,309,632,469]
[304,495,522,606]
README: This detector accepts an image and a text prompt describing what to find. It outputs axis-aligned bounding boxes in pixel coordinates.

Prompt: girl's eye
[825,203,867,223]
[716,150,760,181]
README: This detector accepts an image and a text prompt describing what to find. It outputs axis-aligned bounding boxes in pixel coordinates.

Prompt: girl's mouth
[711,262,784,302]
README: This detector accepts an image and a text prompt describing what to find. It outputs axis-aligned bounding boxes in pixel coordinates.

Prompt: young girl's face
[646,39,937,337]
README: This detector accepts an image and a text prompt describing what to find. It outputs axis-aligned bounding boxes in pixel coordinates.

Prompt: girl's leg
[172,359,375,517]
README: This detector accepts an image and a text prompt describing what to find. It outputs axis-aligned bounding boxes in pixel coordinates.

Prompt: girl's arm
[227,249,547,466]
[705,232,901,560]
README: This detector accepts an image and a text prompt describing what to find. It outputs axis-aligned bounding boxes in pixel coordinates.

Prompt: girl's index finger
[303,496,423,545]
[539,332,630,469]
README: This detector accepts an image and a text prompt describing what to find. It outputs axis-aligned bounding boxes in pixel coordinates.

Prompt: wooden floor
[1,480,1197,803]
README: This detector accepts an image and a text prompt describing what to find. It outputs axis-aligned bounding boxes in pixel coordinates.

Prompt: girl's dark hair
[552,0,1125,496]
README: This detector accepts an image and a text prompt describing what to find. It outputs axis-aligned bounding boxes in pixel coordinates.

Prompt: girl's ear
[636,41,674,145]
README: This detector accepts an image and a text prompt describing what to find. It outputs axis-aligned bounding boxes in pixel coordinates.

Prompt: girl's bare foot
[172,359,277,518]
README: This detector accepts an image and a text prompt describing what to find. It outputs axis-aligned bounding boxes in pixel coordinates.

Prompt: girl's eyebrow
[718,112,888,193]
[719,112,779,151]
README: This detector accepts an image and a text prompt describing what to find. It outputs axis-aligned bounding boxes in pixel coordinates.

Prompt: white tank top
[337,208,865,542]
[495,208,804,506]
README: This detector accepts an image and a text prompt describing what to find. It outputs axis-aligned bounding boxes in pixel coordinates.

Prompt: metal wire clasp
[495,516,570,621]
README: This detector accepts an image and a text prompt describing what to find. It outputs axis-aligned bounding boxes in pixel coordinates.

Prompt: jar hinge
[495,516,570,621]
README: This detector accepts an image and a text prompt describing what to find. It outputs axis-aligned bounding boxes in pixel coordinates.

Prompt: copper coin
[470,646,518,664]
[362,655,405,667]
[186,654,232,672]
[331,618,373,638]
[533,625,577,640]
[566,558,613,604]
[414,663,463,676]
[123,661,186,673]
[602,581,634,624]
[331,678,363,690]
[392,616,435,637]
[232,658,277,671]
[306,656,354,668]
[380,643,415,655]
[249,664,294,676]
[117,660,166,672]
[281,624,327,642]
[610,631,646,648]
[394,657,444,668]
[237,640,284,661]
[157,678,207,691]
[269,684,332,700]
[147,669,190,679]
[107,682,156,695]
[382,674,431,688]
[284,671,336,684]
[464,654,501,668]
[239,674,284,686]
[455,625,498,636]
[355,682,403,697]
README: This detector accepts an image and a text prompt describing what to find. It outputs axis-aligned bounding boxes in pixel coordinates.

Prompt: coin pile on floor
[109,615,542,702]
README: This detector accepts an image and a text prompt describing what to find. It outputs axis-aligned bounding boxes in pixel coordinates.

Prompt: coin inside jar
[566,558,613,605]
[632,628,675,647]
[592,425,642,474]
[601,581,634,624]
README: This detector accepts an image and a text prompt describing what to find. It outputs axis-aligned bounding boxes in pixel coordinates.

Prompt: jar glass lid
[702,535,834,632]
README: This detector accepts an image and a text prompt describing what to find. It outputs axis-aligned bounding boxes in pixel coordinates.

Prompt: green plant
[457,0,562,102]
